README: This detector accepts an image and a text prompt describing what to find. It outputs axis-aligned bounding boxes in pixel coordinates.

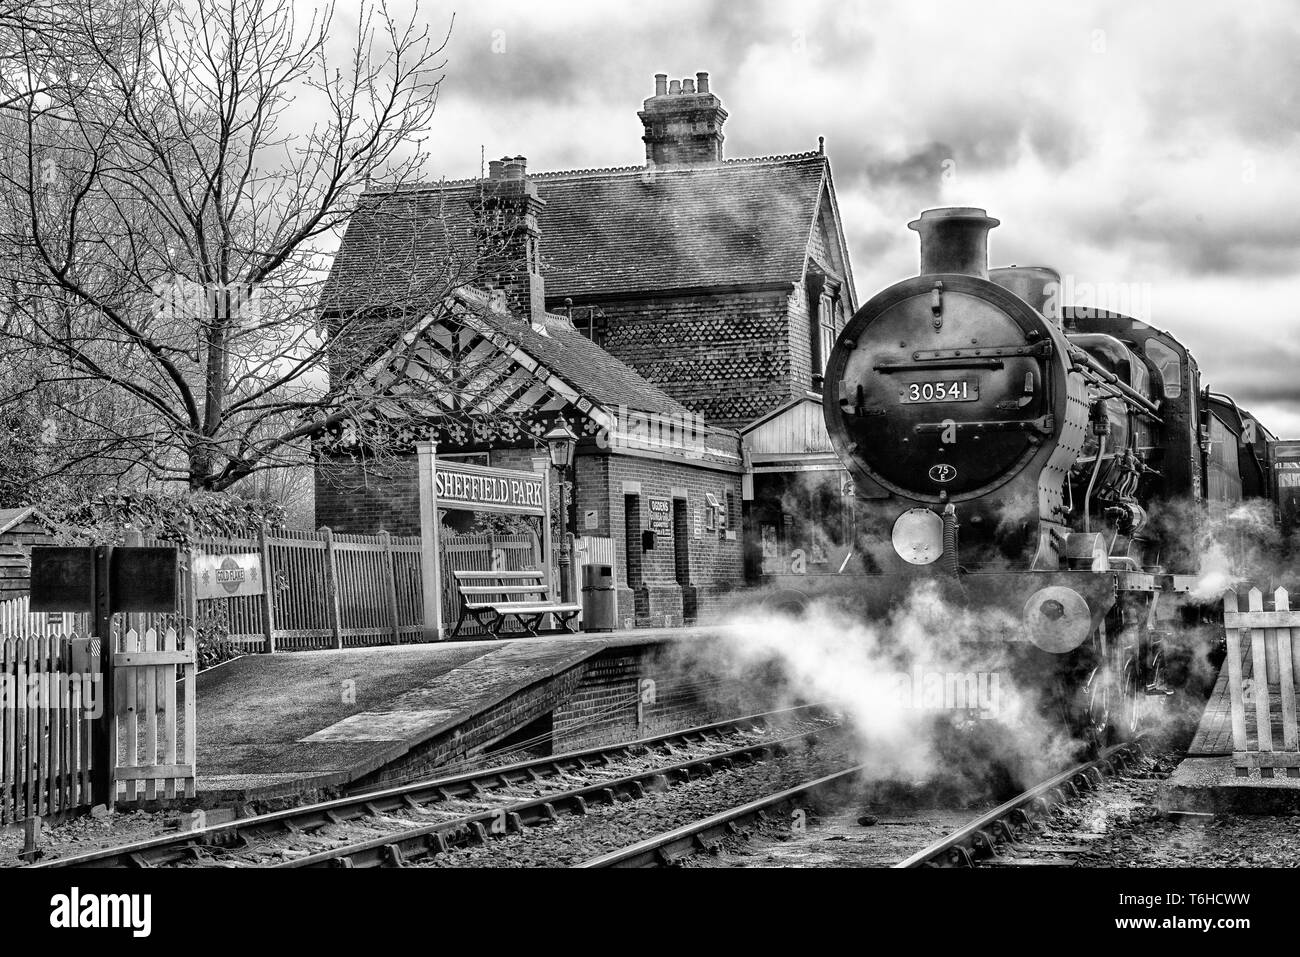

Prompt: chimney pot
[654,73,668,96]
[682,77,695,94]
[487,159,505,180]
[669,78,681,95]
[696,72,709,94]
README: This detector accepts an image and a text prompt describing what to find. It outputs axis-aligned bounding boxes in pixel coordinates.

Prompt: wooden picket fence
[0,634,98,825]
[1223,587,1300,778]
[112,626,196,802]
[0,596,91,639]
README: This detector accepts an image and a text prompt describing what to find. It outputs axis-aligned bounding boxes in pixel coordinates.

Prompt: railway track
[894,737,1146,868]
[571,738,1148,869]
[32,705,836,869]
[574,764,866,868]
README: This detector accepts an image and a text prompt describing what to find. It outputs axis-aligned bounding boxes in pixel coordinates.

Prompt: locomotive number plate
[901,380,978,403]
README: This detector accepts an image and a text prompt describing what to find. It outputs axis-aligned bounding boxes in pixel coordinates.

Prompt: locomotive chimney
[908,207,1000,279]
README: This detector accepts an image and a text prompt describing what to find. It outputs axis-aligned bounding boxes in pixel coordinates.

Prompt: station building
[316,72,859,627]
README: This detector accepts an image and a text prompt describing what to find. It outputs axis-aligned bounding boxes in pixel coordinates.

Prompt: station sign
[194,553,264,600]
[433,459,546,516]
[648,498,672,535]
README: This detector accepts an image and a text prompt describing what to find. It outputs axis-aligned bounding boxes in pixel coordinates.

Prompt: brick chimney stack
[638,71,727,167]
[476,154,546,324]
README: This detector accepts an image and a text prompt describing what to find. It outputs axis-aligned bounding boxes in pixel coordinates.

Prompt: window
[1144,339,1182,398]
[570,305,607,347]
[808,276,841,384]
[818,290,837,375]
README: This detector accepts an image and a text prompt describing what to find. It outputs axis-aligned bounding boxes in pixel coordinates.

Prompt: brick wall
[592,453,744,628]
[551,644,751,750]
[314,456,422,536]
[591,289,795,430]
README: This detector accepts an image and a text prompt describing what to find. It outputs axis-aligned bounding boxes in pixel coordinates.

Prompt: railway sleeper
[426,832,451,855]
[693,834,722,855]
[382,844,405,867]
[972,829,999,857]
[942,844,976,867]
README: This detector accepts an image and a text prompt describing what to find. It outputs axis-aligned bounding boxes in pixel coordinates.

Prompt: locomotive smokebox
[908,206,1000,279]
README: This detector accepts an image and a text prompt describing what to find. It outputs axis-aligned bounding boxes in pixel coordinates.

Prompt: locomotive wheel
[1082,663,1109,756]
[1114,652,1144,741]
[1082,640,1143,753]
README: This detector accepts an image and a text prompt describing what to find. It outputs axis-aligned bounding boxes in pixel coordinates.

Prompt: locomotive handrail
[874,358,1005,372]
[914,416,1055,435]
[1069,345,1163,417]
[911,342,1053,360]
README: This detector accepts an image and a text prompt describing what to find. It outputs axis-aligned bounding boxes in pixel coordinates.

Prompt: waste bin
[581,563,617,632]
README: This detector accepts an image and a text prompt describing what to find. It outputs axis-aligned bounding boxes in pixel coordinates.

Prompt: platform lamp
[544,420,579,602]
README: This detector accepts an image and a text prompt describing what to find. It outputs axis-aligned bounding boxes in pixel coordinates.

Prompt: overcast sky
[341,0,1300,436]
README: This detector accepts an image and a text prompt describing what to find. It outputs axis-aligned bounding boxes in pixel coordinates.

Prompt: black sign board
[29,547,96,612]
[109,547,178,612]
[29,545,179,613]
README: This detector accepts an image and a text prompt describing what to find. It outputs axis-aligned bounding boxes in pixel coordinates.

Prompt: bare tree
[0,0,515,492]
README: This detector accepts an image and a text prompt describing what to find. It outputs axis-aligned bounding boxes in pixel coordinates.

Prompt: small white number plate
[902,380,978,403]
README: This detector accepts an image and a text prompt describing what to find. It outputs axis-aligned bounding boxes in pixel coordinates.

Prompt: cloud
[322,0,1300,437]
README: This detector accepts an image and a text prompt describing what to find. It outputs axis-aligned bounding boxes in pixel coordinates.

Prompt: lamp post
[543,421,578,602]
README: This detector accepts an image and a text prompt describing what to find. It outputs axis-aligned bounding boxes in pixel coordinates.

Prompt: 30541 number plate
[902,380,978,403]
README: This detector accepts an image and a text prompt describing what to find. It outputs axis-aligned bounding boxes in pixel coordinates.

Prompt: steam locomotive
[799,207,1283,746]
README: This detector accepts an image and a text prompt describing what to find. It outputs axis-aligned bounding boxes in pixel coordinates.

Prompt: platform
[1160,649,1300,814]
[192,626,718,807]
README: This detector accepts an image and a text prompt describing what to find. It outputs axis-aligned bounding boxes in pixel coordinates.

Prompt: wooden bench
[451,570,582,639]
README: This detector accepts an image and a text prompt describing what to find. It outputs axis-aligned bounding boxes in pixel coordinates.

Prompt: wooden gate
[1223,587,1300,778]
[0,635,98,825]
[112,626,197,801]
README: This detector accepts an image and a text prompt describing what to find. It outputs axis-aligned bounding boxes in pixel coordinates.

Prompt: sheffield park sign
[432,459,546,516]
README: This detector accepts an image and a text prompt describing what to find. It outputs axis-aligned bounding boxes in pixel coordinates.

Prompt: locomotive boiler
[813,206,1270,746]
